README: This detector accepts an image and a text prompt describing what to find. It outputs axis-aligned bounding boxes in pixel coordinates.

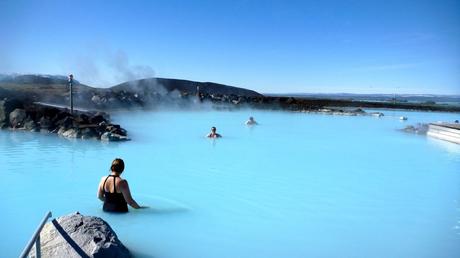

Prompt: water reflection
[427,137,460,155]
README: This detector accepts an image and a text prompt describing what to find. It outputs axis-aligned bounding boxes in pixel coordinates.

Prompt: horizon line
[263,92,460,96]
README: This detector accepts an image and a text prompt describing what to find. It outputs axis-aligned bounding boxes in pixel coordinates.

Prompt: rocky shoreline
[0,99,129,141]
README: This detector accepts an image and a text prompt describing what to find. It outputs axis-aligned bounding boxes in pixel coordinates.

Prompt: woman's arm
[119,180,142,209]
[97,177,105,202]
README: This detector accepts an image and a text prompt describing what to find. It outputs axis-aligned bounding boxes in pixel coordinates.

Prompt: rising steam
[62,47,155,88]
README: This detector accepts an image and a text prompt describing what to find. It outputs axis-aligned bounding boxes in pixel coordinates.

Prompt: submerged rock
[370,112,384,117]
[101,132,130,142]
[400,116,408,121]
[30,213,131,258]
[401,123,429,134]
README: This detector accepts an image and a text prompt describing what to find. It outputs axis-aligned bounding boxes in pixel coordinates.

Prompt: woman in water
[97,158,145,212]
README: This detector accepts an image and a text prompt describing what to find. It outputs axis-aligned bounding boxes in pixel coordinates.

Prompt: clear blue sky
[1,0,459,94]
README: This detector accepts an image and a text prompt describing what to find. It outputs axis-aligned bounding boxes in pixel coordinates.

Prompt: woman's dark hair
[111,158,125,173]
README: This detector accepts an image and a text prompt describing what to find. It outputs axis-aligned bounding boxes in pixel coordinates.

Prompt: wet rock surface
[30,213,131,258]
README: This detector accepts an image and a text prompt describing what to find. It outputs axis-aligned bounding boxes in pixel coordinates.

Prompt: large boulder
[80,128,96,139]
[38,116,52,130]
[23,118,38,132]
[0,99,23,122]
[30,213,131,258]
[9,108,27,128]
[61,128,80,138]
[55,116,74,130]
[89,114,106,124]
[106,124,127,136]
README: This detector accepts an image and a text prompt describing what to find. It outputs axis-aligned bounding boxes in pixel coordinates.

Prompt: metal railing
[19,211,52,258]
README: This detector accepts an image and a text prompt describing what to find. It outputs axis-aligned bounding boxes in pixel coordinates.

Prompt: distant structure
[196,85,203,102]
[427,123,460,144]
[68,74,74,114]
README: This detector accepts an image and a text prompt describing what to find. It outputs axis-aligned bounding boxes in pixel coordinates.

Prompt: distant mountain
[0,74,262,97]
[111,77,263,97]
[0,74,263,109]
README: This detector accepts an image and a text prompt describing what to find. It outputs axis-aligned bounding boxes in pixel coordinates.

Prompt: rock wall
[0,98,129,141]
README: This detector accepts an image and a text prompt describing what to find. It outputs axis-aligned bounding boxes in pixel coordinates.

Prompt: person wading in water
[206,126,222,138]
[97,158,146,212]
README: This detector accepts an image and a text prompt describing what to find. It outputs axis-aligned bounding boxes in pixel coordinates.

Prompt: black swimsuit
[103,175,128,212]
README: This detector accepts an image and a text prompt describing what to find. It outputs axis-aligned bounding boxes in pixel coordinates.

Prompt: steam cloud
[108,50,155,84]
[63,47,155,88]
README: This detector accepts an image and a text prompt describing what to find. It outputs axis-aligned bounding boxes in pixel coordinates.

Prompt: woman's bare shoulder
[117,178,129,188]
[119,178,128,183]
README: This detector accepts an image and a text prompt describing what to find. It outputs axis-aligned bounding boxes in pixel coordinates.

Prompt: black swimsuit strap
[113,176,117,193]
[102,176,110,192]
[103,175,119,193]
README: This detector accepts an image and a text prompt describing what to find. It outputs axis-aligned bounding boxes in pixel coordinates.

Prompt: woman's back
[103,175,124,193]
[102,175,128,212]
[98,158,144,212]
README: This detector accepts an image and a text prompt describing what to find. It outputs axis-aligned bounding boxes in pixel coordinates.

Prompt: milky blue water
[1,109,459,258]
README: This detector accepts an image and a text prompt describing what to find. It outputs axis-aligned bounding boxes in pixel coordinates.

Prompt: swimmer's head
[111,158,125,174]
[249,117,254,121]
[211,127,217,132]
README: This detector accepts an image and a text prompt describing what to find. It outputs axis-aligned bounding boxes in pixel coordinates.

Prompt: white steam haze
[61,46,155,88]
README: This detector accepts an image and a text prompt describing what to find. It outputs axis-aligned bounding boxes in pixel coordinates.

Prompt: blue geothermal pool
[1,109,459,257]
